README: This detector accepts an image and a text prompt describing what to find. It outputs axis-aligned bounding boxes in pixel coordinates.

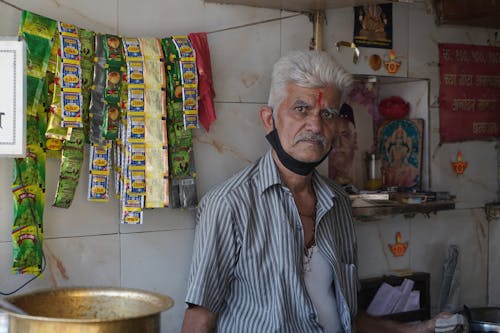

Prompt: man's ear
[259,106,274,134]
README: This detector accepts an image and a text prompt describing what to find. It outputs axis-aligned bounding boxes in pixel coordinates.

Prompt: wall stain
[240,72,259,88]
[45,245,70,285]
[195,135,253,164]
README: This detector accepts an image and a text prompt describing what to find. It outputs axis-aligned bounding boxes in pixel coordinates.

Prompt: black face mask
[265,123,331,176]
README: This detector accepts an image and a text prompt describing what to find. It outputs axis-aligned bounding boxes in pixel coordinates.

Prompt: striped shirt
[185,150,359,333]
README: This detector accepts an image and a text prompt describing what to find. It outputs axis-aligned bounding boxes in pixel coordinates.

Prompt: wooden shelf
[353,200,455,221]
[204,0,401,13]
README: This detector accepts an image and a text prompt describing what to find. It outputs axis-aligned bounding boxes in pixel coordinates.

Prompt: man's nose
[305,112,323,132]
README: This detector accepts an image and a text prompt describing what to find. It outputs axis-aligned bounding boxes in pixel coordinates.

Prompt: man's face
[332,118,357,167]
[273,83,342,163]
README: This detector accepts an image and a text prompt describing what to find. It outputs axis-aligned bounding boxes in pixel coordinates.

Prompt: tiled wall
[0,1,498,332]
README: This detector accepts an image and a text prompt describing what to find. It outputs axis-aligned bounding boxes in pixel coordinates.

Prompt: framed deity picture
[0,39,26,157]
[353,4,393,49]
[377,119,423,190]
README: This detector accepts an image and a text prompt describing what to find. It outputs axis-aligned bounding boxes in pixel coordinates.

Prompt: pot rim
[3,286,174,323]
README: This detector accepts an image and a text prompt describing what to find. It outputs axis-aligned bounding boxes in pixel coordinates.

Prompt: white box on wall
[0,38,25,157]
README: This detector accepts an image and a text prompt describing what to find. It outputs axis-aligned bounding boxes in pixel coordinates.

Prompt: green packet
[26,114,44,146]
[19,11,57,40]
[60,149,84,180]
[169,147,193,178]
[11,184,44,275]
[79,28,95,62]
[161,37,182,103]
[53,128,85,208]
[23,33,53,79]
[64,128,85,150]
[53,177,79,209]
[102,103,121,140]
[13,144,46,189]
[166,100,184,124]
[103,34,124,67]
[168,119,192,148]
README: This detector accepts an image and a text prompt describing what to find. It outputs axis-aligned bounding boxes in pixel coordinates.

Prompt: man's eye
[294,105,307,112]
[321,109,338,119]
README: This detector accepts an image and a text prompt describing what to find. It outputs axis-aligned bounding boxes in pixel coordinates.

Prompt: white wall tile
[7,0,119,33]
[280,11,311,53]
[43,149,120,238]
[209,19,281,103]
[409,209,488,311]
[356,216,411,278]
[119,208,196,234]
[0,2,21,35]
[193,102,269,195]
[0,234,120,296]
[117,0,278,37]
[120,229,195,333]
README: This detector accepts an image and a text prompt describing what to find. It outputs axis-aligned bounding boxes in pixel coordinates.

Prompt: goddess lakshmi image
[378,119,422,189]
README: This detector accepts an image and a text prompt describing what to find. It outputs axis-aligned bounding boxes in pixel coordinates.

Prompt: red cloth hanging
[188,32,216,132]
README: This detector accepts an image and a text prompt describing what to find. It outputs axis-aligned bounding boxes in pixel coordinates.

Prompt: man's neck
[271,150,314,194]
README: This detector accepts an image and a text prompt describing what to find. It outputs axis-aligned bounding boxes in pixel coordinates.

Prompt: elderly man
[181,50,441,333]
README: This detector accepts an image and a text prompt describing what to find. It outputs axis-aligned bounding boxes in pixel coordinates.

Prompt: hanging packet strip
[53,128,85,208]
[140,37,169,208]
[58,21,84,129]
[14,11,55,276]
[113,140,123,199]
[76,28,95,141]
[102,34,125,140]
[11,184,45,275]
[162,38,197,209]
[120,189,144,225]
[89,34,106,144]
[172,36,199,129]
[88,142,112,202]
[19,11,57,118]
[46,30,69,153]
[118,37,146,222]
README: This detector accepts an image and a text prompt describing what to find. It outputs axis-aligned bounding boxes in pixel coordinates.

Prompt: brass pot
[3,287,174,333]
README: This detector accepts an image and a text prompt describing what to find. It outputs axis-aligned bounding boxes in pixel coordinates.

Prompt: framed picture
[353,4,393,49]
[377,119,424,190]
[0,39,26,157]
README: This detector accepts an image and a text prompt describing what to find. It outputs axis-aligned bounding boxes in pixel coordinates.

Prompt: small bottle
[365,153,382,190]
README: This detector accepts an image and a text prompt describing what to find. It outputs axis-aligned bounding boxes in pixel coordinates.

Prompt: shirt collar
[257,150,282,194]
[257,150,337,211]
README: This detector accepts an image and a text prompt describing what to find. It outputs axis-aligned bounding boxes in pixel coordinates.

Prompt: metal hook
[335,41,360,64]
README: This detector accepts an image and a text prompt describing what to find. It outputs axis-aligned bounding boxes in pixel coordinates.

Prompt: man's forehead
[287,87,340,105]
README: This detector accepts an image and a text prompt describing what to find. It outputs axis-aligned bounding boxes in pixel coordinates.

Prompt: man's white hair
[267,50,353,110]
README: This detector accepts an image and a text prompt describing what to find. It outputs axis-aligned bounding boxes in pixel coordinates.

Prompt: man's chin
[294,152,326,164]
